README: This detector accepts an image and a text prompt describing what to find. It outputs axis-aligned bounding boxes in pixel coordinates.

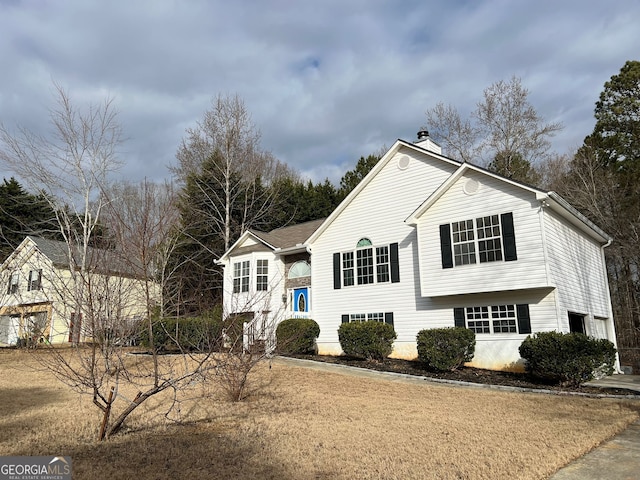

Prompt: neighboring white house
[0,236,155,346]
[219,132,618,371]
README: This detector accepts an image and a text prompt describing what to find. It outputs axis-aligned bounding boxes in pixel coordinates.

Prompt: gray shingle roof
[28,236,143,278]
[249,218,325,250]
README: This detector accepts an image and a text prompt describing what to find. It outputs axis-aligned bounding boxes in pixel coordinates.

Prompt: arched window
[356,238,372,248]
[288,260,311,279]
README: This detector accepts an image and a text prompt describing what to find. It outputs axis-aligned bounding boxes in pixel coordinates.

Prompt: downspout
[538,199,561,332]
[600,237,622,373]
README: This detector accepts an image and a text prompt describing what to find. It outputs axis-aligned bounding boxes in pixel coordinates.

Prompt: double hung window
[440,212,517,269]
[233,261,250,293]
[256,260,268,291]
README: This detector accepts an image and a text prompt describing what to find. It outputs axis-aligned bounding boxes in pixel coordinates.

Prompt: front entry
[293,287,309,313]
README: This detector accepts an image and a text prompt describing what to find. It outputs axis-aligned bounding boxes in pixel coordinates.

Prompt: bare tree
[0,86,218,440]
[475,76,563,173]
[424,102,481,163]
[425,77,563,183]
[174,93,295,252]
[0,82,123,341]
[101,179,180,316]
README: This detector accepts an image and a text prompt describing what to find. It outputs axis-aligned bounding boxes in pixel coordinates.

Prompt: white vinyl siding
[312,148,458,349]
[544,208,613,337]
[417,171,549,297]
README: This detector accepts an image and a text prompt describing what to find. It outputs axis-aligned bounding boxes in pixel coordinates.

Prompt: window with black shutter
[440,212,517,268]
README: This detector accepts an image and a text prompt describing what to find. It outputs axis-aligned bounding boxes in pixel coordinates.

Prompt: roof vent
[417,130,429,141]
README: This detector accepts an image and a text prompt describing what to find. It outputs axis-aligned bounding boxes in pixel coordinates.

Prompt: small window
[342,252,355,287]
[356,238,372,248]
[7,272,19,295]
[28,269,42,291]
[288,261,311,279]
[348,312,385,323]
[256,260,268,291]
[376,246,390,283]
[297,293,306,312]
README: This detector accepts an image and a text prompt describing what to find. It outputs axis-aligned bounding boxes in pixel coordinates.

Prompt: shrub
[338,321,396,361]
[139,308,223,352]
[276,318,320,354]
[519,331,617,387]
[416,327,476,371]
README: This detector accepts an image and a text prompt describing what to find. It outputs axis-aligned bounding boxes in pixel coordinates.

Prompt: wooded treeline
[1,61,638,368]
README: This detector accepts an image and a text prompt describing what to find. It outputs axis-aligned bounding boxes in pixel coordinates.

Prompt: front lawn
[0,349,638,479]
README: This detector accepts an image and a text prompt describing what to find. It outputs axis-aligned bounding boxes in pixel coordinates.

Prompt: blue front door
[293,288,309,313]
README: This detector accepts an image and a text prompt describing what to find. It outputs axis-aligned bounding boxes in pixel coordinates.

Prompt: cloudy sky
[0,0,638,186]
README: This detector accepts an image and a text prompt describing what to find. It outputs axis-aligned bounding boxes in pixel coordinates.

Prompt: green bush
[338,321,396,361]
[416,327,476,371]
[276,318,320,354]
[139,307,223,352]
[519,331,617,387]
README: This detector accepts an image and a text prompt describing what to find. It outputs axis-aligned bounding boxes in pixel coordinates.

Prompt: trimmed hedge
[276,318,320,354]
[139,308,224,352]
[416,327,476,371]
[519,331,616,387]
[338,321,396,361]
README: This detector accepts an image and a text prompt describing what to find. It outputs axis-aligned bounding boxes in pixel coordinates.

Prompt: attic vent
[397,155,410,170]
[463,179,480,195]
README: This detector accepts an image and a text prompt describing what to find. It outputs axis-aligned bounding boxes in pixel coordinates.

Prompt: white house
[0,236,155,346]
[220,132,618,371]
[218,219,324,350]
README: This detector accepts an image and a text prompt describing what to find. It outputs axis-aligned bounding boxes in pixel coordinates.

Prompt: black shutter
[384,312,394,326]
[341,314,349,324]
[516,304,531,334]
[501,212,517,262]
[333,253,341,289]
[454,307,466,328]
[390,243,400,283]
[440,224,454,269]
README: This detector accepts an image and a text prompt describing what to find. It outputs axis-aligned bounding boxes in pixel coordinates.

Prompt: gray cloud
[0,0,638,185]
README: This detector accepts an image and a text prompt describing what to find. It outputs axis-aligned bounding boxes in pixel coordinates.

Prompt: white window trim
[451,214,504,266]
[341,243,392,287]
[464,304,518,334]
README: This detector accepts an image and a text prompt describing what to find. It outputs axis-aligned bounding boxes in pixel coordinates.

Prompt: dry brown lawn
[0,349,638,480]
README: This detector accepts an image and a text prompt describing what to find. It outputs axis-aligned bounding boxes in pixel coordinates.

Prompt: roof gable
[219,218,325,262]
[307,139,461,244]
[404,162,610,244]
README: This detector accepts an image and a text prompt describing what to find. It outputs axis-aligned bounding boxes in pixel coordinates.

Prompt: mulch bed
[287,354,639,396]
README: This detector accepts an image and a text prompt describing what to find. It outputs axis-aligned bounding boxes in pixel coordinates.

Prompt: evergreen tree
[558,60,640,370]
[0,177,57,260]
[338,154,380,199]
[488,150,541,185]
